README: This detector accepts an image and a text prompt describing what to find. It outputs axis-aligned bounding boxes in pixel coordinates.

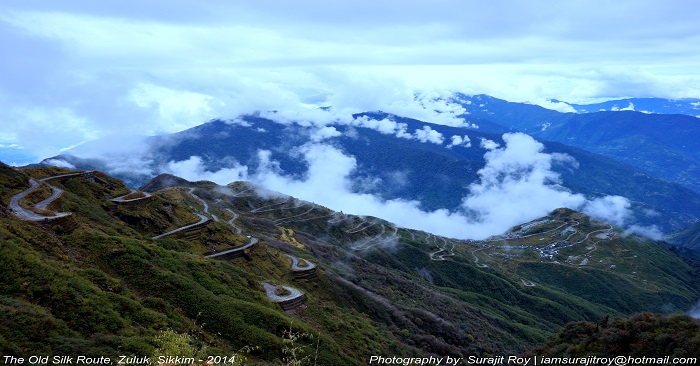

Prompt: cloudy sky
[1,0,700,164]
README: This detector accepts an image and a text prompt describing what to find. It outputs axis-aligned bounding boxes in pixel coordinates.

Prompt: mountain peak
[139,173,192,192]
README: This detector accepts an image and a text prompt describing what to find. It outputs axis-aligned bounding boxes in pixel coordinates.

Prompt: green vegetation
[1,164,699,362]
[671,221,700,252]
[532,313,700,358]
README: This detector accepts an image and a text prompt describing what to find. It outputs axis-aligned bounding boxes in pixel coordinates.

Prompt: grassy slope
[1,164,699,362]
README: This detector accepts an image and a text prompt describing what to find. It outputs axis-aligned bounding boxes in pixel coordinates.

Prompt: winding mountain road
[10,171,102,221]
[273,203,317,225]
[152,187,224,239]
[249,196,291,213]
[276,212,334,225]
[471,245,490,268]
[35,186,63,210]
[429,237,456,261]
[203,237,258,258]
[110,189,153,203]
[351,224,390,251]
[225,208,242,234]
[345,220,376,234]
[9,179,70,221]
[284,254,316,270]
[328,212,346,224]
[152,213,209,239]
[521,279,536,287]
[188,188,218,222]
[260,282,305,303]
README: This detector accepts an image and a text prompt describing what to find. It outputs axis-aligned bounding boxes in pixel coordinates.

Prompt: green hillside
[672,222,700,252]
[1,163,699,364]
[531,312,700,359]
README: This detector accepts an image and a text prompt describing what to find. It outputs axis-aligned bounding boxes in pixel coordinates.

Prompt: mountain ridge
[453,94,700,194]
[36,114,700,237]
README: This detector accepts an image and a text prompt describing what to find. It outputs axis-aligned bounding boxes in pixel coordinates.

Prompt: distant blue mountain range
[566,97,700,116]
[453,94,700,194]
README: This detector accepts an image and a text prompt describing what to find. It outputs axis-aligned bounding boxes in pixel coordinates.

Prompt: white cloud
[350,117,413,139]
[129,83,221,133]
[310,126,342,142]
[623,224,664,240]
[460,133,589,234]
[69,134,157,177]
[611,102,635,111]
[165,156,248,185]
[44,159,75,169]
[448,135,472,148]
[479,138,500,150]
[528,99,578,113]
[582,195,631,226]
[226,118,253,127]
[413,126,444,144]
[251,142,478,238]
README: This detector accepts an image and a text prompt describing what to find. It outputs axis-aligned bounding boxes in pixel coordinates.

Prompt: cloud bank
[159,132,643,240]
[2,1,700,164]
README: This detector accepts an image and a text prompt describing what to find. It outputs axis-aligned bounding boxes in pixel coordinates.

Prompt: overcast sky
[2,0,700,164]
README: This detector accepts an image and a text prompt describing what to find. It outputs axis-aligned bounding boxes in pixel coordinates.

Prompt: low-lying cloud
[448,135,472,148]
[624,224,664,241]
[165,156,248,184]
[159,132,649,240]
[691,310,700,319]
[690,301,700,319]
